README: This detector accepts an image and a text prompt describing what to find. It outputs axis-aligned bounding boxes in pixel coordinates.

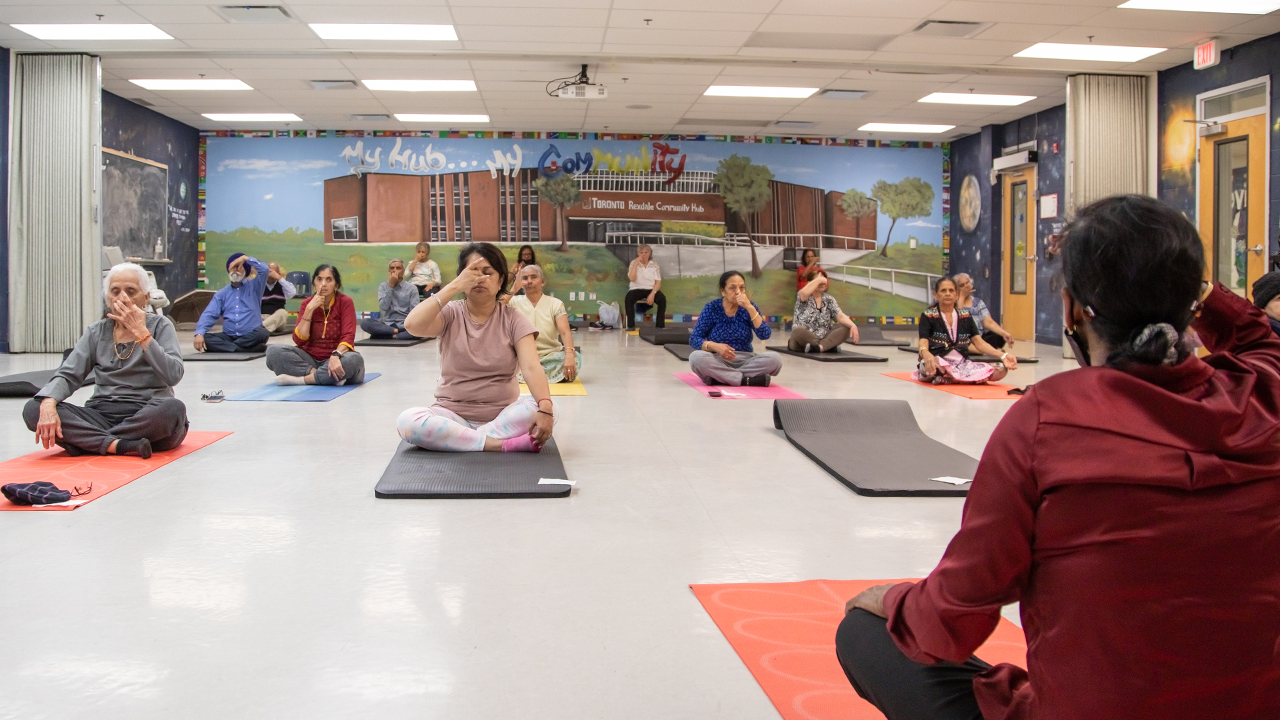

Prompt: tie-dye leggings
[396,396,541,452]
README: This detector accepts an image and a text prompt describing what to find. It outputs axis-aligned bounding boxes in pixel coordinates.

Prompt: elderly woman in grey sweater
[22,263,187,458]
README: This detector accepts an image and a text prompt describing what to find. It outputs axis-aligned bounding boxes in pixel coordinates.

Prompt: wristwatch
[330,351,341,358]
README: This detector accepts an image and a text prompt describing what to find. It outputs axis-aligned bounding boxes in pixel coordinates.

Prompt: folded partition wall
[1067,74,1148,210]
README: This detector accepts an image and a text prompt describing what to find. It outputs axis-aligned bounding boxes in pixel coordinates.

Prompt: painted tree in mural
[715,154,774,278]
[533,173,582,252]
[839,188,878,222]
[870,177,934,257]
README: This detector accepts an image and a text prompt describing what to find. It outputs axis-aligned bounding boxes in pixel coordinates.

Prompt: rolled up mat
[0,370,58,398]
[375,438,570,499]
[848,324,910,346]
[882,372,1020,400]
[355,336,429,347]
[228,372,381,402]
[773,399,977,496]
[0,431,232,511]
[690,579,1027,720]
[765,345,887,363]
[182,352,266,361]
[666,344,694,360]
[639,326,692,345]
[896,346,1036,363]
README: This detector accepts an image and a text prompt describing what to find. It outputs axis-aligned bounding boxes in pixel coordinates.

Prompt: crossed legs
[396,397,539,452]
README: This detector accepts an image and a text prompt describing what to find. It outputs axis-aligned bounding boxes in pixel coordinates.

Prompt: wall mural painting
[202,132,948,322]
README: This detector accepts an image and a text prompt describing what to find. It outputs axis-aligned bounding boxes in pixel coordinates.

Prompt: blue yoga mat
[228,373,382,402]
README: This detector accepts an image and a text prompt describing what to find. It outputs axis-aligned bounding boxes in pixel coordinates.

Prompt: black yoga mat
[894,346,1037,363]
[639,326,692,345]
[356,336,430,347]
[848,324,910,347]
[0,370,57,398]
[772,399,978,497]
[765,346,887,363]
[375,438,571,499]
[183,352,266,362]
[665,344,694,360]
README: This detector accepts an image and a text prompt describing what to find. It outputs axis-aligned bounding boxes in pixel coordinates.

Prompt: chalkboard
[103,148,168,260]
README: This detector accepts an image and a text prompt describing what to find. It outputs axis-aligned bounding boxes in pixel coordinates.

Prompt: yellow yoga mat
[626,329,639,336]
[520,379,587,396]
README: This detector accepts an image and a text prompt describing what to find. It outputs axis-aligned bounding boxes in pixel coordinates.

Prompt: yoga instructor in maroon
[836,195,1280,719]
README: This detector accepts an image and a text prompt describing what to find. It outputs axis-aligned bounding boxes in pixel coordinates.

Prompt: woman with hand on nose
[790,269,860,352]
[265,264,365,386]
[396,242,555,453]
[688,271,782,386]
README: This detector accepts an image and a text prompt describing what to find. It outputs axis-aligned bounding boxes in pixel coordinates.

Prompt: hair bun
[1130,323,1181,366]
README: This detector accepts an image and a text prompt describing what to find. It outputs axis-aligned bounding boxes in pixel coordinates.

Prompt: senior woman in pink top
[398,242,555,453]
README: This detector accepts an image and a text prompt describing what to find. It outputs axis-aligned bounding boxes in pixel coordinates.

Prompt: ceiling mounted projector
[548,64,607,100]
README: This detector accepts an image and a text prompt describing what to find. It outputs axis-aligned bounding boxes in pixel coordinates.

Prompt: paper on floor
[538,478,576,486]
[930,476,972,485]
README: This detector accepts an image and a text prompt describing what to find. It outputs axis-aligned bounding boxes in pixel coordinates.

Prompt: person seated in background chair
[918,276,1016,384]
[23,263,187,459]
[790,269,860,352]
[1251,270,1280,338]
[359,259,421,339]
[954,273,1014,350]
[509,265,580,383]
[625,244,667,330]
[508,244,538,297]
[407,242,441,299]
[795,247,822,290]
[265,264,365,386]
[689,271,781,387]
[397,243,554,453]
[260,262,295,335]
[194,253,270,354]
[837,195,1280,720]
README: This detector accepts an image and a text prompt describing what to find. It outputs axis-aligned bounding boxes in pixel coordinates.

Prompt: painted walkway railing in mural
[604,232,754,247]
[828,265,939,303]
[575,171,719,194]
[745,233,877,251]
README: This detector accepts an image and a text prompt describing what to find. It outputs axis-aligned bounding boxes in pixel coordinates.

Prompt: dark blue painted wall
[101,91,200,302]
[948,104,1066,346]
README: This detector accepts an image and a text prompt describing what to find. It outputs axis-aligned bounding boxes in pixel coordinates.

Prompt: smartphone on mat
[708,390,722,397]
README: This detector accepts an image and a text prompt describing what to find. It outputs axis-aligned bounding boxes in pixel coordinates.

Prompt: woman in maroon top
[836,195,1280,720]
[264,264,365,386]
[795,248,821,290]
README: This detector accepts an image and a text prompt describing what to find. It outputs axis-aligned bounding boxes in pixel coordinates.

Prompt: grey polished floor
[0,330,1071,719]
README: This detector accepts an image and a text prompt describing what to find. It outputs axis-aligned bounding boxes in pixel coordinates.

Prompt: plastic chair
[286,271,311,298]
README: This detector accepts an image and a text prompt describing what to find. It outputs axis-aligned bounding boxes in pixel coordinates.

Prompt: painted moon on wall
[960,174,981,232]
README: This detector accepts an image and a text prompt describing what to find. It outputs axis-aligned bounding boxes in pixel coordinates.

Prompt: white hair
[520,264,545,280]
[103,262,150,299]
[389,258,404,269]
[952,272,972,284]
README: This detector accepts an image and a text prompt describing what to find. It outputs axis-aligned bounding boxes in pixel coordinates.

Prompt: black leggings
[835,609,992,720]
[624,289,666,329]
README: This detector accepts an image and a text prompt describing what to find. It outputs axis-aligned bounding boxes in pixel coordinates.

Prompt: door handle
[1251,245,1265,256]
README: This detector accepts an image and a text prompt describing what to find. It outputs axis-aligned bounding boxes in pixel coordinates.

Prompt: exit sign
[1195,39,1219,70]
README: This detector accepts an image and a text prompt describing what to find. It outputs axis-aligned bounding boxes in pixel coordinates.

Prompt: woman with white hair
[22,263,187,458]
[508,264,580,383]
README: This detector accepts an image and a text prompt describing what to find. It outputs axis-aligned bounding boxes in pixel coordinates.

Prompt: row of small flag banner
[198,128,945,149]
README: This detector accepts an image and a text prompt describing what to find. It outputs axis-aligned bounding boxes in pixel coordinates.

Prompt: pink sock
[500,435,542,453]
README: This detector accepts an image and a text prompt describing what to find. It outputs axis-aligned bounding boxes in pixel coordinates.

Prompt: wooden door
[1001,167,1037,341]
[1198,114,1267,298]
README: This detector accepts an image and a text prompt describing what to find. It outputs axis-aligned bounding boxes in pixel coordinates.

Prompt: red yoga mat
[691,579,1027,720]
[0,431,232,511]
[882,372,1021,400]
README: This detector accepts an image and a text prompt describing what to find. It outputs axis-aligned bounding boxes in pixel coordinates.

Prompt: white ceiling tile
[755,15,918,34]
[1043,26,1212,48]
[1081,8,1256,32]
[155,23,319,40]
[974,23,1062,43]
[770,0,947,17]
[878,36,1031,56]
[0,5,149,23]
[867,51,1007,65]
[129,5,228,23]
[928,1,1107,25]
[462,40,603,51]
[446,0,608,7]
[613,0,779,11]
[457,26,605,42]
[599,42,739,55]
[102,57,224,69]
[215,58,351,70]
[451,6,608,25]
[604,28,750,46]
[317,39,465,50]
[607,9,765,31]
[734,47,877,61]
[343,58,475,71]
[289,5,455,23]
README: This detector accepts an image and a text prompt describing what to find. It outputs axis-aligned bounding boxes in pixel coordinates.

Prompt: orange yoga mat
[692,579,1027,720]
[882,372,1021,400]
[0,431,231,511]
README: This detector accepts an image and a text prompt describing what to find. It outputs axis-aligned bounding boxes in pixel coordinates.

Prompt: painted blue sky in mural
[206,136,946,245]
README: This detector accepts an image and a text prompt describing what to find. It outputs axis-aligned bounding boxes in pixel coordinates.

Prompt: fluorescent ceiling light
[395,114,489,123]
[203,113,301,122]
[1119,0,1280,12]
[131,79,252,91]
[364,80,477,92]
[704,86,818,99]
[12,24,172,40]
[859,123,955,133]
[920,92,1035,106]
[1015,42,1164,62]
[310,24,457,41]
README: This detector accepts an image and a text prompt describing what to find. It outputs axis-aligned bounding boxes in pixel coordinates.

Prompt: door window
[1010,181,1028,295]
[1214,139,1249,296]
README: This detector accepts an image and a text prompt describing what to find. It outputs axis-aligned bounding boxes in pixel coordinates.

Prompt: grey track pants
[265,345,366,385]
[688,349,782,386]
[23,397,188,456]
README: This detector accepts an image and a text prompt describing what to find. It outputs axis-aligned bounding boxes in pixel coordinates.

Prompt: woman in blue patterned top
[689,271,782,386]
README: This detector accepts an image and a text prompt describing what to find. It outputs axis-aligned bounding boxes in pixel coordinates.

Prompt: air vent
[819,90,868,100]
[216,5,294,23]
[675,118,771,128]
[129,97,155,107]
[771,120,817,130]
[745,32,891,51]
[350,113,391,121]
[910,20,991,38]
[311,80,358,91]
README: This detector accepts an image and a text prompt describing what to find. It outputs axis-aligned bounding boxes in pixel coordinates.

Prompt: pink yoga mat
[674,372,808,400]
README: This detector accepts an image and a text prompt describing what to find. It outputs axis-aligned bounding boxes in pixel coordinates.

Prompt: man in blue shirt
[194,253,271,353]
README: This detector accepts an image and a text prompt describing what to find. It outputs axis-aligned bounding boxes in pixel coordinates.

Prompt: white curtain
[8,53,102,353]
[1066,74,1147,210]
